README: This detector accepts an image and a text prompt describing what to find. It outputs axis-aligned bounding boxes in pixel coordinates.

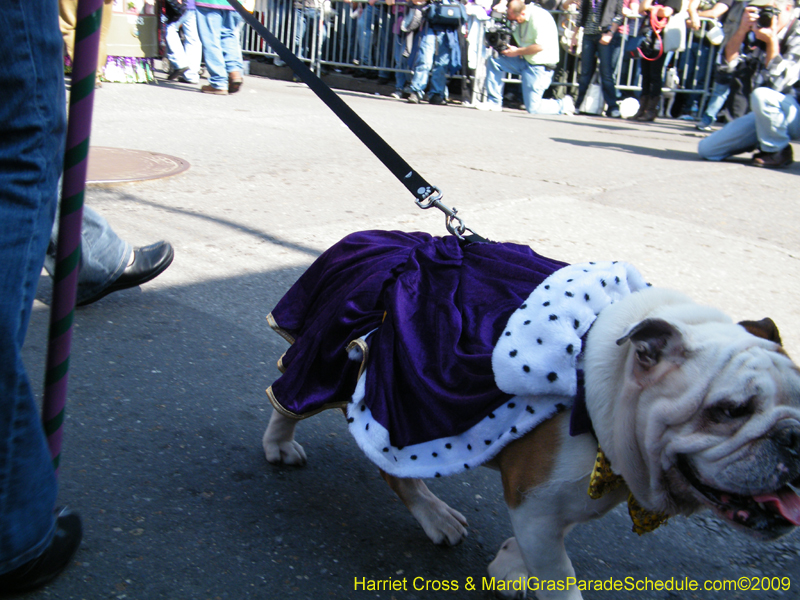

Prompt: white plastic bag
[579,75,603,115]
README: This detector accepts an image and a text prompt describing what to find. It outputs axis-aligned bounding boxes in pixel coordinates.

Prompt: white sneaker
[561,95,575,115]
[475,101,503,112]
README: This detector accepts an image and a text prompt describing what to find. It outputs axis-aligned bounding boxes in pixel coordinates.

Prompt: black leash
[226,0,488,243]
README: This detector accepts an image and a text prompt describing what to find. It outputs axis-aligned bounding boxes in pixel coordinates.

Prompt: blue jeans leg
[184,11,202,82]
[220,10,244,74]
[0,0,65,574]
[358,4,376,67]
[410,29,436,95]
[45,204,131,306]
[598,34,621,112]
[429,31,450,97]
[165,9,201,82]
[393,33,408,91]
[576,33,600,108]
[486,55,563,114]
[197,8,242,83]
[521,65,560,115]
[196,7,228,89]
[698,113,759,160]
[699,81,730,127]
[484,54,510,105]
[374,9,393,79]
[751,87,800,153]
[166,10,191,71]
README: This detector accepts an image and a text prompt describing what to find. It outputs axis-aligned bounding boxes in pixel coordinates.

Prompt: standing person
[628,0,684,121]
[165,0,202,84]
[293,0,328,61]
[0,0,82,592]
[406,0,466,105]
[572,0,625,117]
[693,0,735,131]
[195,0,248,94]
[477,0,575,114]
[59,0,113,86]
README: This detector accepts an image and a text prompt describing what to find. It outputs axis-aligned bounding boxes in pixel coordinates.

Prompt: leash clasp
[415,187,475,241]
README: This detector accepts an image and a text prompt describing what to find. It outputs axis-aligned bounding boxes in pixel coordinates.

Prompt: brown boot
[628,96,650,120]
[201,84,228,95]
[637,94,659,122]
[228,71,243,94]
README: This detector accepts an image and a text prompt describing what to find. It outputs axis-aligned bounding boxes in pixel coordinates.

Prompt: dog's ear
[738,318,783,346]
[616,318,682,372]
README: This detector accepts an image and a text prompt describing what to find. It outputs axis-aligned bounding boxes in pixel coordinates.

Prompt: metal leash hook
[415,187,481,241]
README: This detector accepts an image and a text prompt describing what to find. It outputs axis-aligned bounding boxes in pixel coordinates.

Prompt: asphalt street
[20,68,800,600]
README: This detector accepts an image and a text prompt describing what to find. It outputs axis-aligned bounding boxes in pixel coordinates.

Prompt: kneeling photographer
[476,0,575,114]
[698,0,800,167]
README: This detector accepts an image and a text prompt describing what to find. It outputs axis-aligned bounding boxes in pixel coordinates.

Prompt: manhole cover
[87,147,190,185]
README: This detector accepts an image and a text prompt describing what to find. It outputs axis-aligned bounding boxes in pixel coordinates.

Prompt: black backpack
[425,0,466,29]
[164,0,188,24]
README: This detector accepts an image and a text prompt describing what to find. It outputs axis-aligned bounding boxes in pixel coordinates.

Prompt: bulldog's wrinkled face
[615,315,800,540]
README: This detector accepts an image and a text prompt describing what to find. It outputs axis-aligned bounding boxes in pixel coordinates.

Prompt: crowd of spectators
[241,0,798,165]
[170,0,794,165]
[245,0,727,116]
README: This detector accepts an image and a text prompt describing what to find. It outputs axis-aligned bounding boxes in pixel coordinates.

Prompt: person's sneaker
[167,66,189,81]
[407,91,422,104]
[429,94,446,105]
[201,84,228,95]
[695,122,714,132]
[561,95,575,115]
[475,101,502,112]
[752,145,794,168]
[0,508,82,594]
[390,90,404,100]
[607,108,621,118]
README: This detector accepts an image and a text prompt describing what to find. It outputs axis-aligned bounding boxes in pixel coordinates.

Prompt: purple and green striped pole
[42,0,104,475]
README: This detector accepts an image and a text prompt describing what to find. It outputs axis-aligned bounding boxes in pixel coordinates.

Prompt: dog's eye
[707,399,755,423]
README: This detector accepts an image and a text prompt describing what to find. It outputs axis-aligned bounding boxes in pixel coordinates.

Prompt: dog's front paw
[264,437,307,466]
[410,496,469,546]
[263,411,307,466]
[487,537,528,600]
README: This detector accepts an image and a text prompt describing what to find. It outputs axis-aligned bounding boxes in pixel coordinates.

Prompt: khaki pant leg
[59,0,78,60]
[97,0,114,81]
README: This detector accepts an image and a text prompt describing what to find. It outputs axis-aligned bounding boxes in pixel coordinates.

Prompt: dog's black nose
[774,422,800,456]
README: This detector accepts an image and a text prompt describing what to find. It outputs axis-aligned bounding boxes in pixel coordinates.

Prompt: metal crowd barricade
[244,0,413,78]
[240,2,718,115]
[613,15,721,115]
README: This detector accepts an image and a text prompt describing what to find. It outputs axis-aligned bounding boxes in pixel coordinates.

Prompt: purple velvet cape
[268,230,567,448]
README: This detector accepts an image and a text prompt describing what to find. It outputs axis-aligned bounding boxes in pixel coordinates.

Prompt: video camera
[484,12,515,53]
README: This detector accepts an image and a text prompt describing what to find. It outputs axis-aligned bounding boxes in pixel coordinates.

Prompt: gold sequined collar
[588,447,669,535]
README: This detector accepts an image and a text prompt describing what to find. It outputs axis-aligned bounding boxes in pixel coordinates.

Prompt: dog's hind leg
[380,471,468,546]
[263,409,307,466]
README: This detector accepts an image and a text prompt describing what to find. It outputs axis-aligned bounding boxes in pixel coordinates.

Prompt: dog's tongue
[755,488,800,525]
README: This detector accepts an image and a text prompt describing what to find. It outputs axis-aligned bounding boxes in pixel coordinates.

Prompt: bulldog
[261,230,800,600]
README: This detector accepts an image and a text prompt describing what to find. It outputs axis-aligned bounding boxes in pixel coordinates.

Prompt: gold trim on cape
[265,313,372,422]
[266,312,296,345]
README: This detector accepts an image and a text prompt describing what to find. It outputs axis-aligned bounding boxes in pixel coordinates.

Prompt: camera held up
[757,5,780,27]
[485,12,515,53]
